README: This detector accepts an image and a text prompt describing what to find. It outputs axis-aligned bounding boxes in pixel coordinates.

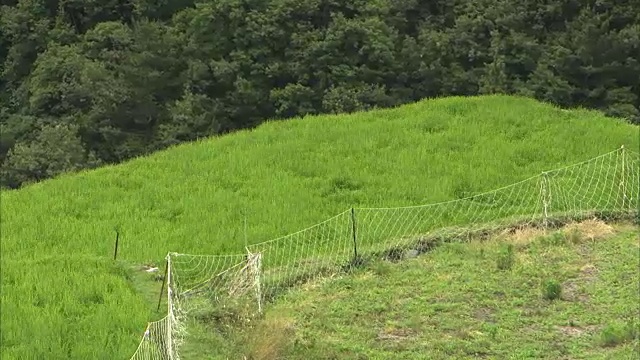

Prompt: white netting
[129,316,171,360]
[622,148,639,210]
[356,174,542,255]
[356,148,637,260]
[246,210,354,301]
[129,254,180,360]
[128,146,640,359]
[171,254,260,315]
[168,252,266,358]
[546,149,631,214]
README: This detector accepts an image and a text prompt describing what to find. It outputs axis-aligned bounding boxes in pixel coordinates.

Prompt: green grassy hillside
[222,222,639,359]
[1,95,638,359]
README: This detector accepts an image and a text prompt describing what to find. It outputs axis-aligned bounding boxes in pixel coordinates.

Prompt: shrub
[600,321,638,347]
[542,279,562,300]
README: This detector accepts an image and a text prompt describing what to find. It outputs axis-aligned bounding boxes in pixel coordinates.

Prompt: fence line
[128,146,640,360]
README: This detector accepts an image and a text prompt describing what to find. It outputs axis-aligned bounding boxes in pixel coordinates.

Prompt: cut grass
[0,94,638,359]
[213,222,640,360]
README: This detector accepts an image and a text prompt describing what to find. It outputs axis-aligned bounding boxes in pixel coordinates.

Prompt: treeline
[1,0,639,188]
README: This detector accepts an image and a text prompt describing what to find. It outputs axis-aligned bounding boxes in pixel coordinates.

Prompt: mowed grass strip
[224,222,639,360]
[0,95,638,359]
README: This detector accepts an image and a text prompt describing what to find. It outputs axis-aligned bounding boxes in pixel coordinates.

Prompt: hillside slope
[1,95,638,359]
[219,222,639,359]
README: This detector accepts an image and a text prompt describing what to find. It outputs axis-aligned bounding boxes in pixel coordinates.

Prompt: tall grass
[1,95,638,359]
[0,257,151,359]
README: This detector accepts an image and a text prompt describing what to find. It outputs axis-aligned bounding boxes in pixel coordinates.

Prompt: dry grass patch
[507,226,547,246]
[561,219,615,243]
[491,219,618,249]
[486,226,547,249]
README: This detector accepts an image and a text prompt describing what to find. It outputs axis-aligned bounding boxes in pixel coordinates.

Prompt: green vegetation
[542,279,563,301]
[211,222,639,359]
[0,257,155,359]
[495,243,515,271]
[2,0,640,188]
[0,95,638,359]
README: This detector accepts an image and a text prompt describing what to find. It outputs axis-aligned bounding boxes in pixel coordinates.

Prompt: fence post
[620,145,627,210]
[350,208,358,263]
[156,258,169,312]
[540,172,550,230]
[113,229,120,261]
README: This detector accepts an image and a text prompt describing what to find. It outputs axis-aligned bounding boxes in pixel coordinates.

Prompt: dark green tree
[1,123,100,187]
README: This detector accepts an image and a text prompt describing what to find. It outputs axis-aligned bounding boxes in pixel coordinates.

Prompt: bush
[600,320,638,347]
[542,279,562,300]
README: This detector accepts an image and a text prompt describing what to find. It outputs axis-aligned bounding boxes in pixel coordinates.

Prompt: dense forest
[1,0,639,188]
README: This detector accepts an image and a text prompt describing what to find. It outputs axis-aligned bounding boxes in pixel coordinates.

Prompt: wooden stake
[157,259,169,312]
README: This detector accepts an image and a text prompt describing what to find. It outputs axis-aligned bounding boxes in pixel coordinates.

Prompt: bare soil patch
[555,324,598,337]
[377,327,416,341]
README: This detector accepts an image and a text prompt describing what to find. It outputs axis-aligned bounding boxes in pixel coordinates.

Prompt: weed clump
[496,243,515,270]
[600,320,638,347]
[542,279,562,300]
